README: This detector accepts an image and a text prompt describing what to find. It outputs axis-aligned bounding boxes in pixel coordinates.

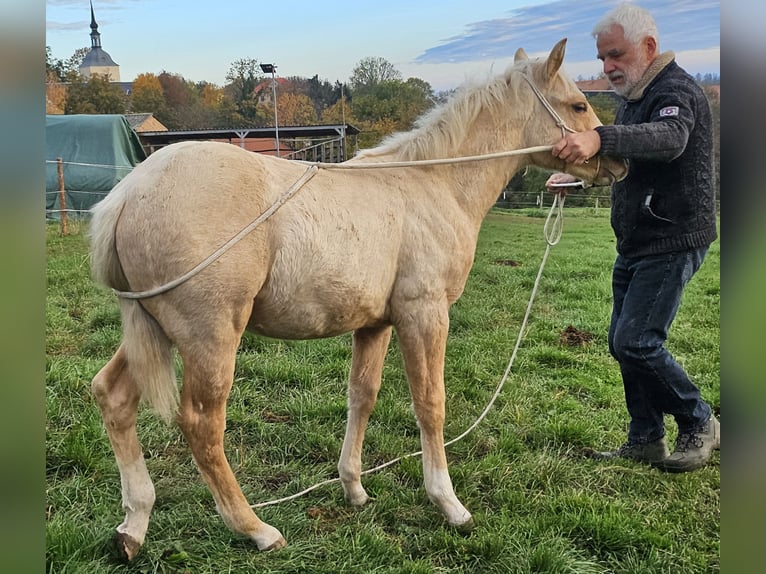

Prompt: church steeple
[79,1,120,81]
[89,1,102,49]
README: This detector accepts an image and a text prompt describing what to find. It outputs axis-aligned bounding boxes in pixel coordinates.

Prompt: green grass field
[46,209,720,573]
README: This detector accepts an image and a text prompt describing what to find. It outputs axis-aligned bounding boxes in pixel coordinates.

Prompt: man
[546,3,719,472]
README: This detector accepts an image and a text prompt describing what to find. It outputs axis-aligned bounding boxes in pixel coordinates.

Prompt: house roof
[124,113,168,132]
[575,78,611,91]
[253,77,292,95]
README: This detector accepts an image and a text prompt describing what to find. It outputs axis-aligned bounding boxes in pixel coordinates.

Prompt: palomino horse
[89,39,626,559]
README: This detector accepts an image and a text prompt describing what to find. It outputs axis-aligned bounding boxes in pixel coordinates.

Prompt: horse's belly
[247,289,389,340]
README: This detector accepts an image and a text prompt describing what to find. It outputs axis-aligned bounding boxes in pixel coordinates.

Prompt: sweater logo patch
[659,106,679,117]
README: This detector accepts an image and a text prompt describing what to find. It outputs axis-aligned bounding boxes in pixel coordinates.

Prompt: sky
[45,0,719,92]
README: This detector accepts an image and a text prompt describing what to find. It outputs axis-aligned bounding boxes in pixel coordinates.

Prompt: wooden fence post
[57,158,68,236]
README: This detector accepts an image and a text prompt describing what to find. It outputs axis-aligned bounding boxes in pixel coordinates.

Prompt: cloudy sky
[46,0,719,91]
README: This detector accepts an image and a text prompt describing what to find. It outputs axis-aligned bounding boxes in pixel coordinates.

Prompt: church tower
[79,1,120,81]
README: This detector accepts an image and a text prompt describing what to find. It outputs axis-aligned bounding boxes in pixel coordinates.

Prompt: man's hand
[551,130,601,165]
[545,172,580,196]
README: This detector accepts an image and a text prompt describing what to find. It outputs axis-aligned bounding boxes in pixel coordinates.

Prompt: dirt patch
[494,259,521,266]
[559,325,595,347]
[261,409,290,423]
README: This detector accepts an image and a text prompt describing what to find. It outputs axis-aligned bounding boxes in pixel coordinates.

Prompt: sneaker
[584,437,670,464]
[654,415,720,473]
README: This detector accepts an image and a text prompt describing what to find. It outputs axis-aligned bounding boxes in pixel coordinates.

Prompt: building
[79,1,120,81]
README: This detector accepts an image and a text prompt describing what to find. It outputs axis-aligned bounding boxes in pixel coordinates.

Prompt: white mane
[357,59,539,162]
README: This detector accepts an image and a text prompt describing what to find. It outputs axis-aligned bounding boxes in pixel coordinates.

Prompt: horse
[88,38,627,559]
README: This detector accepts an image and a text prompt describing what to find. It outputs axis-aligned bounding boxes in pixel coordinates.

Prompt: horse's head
[513,39,628,185]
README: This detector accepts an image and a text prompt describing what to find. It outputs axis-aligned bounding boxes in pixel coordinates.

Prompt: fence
[495,189,612,210]
[45,157,135,235]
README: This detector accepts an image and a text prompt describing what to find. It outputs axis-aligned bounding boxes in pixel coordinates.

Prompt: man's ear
[645,36,658,58]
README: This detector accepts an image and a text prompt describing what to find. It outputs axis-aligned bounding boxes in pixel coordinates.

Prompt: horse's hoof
[345,491,370,507]
[263,536,287,551]
[455,516,476,535]
[114,531,142,562]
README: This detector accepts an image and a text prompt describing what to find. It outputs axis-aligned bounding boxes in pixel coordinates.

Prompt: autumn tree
[286,75,344,119]
[64,74,127,114]
[129,73,167,115]
[276,92,318,126]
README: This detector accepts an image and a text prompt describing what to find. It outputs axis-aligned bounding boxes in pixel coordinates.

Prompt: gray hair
[592,2,659,46]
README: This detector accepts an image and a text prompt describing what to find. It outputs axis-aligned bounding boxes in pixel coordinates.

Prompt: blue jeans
[608,248,712,443]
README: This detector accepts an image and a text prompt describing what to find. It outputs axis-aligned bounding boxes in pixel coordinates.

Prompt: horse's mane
[356,59,536,162]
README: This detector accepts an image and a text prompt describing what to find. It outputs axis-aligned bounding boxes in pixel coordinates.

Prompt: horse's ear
[544,38,568,82]
[514,47,528,62]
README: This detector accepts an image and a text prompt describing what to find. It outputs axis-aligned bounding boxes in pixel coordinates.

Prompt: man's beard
[607,59,648,96]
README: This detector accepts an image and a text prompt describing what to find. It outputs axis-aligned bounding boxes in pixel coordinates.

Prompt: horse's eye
[573,102,588,113]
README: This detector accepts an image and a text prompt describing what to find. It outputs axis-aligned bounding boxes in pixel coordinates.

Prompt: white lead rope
[251,190,574,509]
[112,146,555,300]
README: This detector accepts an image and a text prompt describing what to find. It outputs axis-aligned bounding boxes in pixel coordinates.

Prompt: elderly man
[546,3,719,472]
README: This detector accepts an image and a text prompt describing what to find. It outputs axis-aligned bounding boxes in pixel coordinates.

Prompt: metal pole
[271,70,280,157]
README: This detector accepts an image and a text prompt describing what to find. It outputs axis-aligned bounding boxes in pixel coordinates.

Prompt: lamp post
[259,63,279,157]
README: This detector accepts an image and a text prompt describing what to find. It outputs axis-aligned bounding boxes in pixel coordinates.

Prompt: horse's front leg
[395,303,474,530]
[338,326,392,506]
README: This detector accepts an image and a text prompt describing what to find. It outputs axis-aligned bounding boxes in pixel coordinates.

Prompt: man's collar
[625,51,676,101]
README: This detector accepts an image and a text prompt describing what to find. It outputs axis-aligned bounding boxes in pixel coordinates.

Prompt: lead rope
[251,188,576,509]
[111,146,555,300]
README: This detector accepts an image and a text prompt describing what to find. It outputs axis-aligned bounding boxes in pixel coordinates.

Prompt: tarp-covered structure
[46,114,146,218]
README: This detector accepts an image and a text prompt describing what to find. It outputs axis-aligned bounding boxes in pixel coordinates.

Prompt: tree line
[46,47,451,150]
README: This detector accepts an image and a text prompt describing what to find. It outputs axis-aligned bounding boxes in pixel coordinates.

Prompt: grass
[46,210,720,573]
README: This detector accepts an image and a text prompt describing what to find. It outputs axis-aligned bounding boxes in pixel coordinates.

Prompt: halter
[521,73,602,178]
[521,73,578,138]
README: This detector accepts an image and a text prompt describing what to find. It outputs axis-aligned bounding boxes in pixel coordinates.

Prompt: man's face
[596,25,652,96]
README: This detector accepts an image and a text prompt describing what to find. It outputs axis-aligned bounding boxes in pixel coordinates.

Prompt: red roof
[575,78,611,91]
[211,137,291,157]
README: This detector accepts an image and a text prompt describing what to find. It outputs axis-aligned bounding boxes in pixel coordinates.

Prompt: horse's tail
[119,299,179,422]
[89,187,179,423]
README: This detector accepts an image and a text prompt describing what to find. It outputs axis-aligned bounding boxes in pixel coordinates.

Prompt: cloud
[415,0,719,67]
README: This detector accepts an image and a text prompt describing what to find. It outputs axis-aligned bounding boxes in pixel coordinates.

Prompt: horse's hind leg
[338,326,392,506]
[176,337,285,551]
[91,344,155,561]
[395,304,474,530]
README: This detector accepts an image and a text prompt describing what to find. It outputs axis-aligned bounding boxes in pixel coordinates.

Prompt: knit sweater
[595,52,718,258]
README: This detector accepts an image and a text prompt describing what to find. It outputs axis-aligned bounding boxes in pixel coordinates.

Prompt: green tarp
[46,114,146,218]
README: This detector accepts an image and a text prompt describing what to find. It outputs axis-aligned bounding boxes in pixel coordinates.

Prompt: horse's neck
[447,154,525,223]
[448,119,527,222]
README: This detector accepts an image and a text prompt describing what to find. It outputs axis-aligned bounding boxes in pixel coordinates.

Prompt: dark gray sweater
[595,54,718,258]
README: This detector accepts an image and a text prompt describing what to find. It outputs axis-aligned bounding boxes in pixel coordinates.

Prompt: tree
[64,74,127,114]
[224,58,267,125]
[587,92,619,125]
[225,58,263,103]
[349,57,402,95]
[276,92,318,126]
[347,76,434,148]
[286,75,344,119]
[129,73,167,115]
[46,46,65,81]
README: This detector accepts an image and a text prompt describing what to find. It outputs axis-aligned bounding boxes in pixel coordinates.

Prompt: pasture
[46,209,719,573]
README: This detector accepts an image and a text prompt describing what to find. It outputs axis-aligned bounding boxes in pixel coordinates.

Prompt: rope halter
[521,73,604,180]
